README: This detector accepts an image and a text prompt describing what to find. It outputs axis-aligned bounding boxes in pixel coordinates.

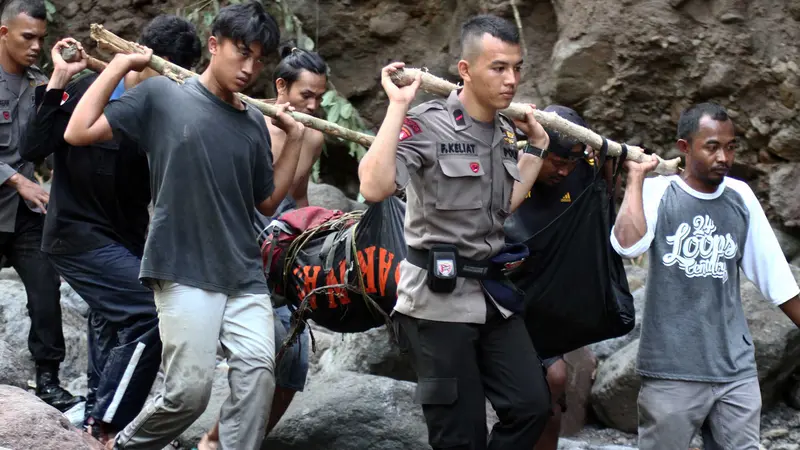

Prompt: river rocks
[0,277,88,383]
[262,371,429,450]
[0,385,102,450]
[0,339,30,389]
[590,339,641,433]
[315,325,415,382]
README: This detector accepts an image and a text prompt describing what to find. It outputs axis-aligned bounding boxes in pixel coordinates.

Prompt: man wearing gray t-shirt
[64,3,305,450]
[611,102,800,449]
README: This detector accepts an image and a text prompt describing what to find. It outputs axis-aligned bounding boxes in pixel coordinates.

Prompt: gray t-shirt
[611,175,799,382]
[104,76,274,295]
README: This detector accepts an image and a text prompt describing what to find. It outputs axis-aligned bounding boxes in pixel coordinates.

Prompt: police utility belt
[405,243,530,314]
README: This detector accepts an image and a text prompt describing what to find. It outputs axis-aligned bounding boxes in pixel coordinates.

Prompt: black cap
[544,105,587,158]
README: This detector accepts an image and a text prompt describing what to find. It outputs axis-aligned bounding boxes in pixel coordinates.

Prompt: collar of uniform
[446,90,473,132]
[447,90,511,148]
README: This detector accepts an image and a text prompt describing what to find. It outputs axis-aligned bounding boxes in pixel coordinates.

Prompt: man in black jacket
[21,16,200,442]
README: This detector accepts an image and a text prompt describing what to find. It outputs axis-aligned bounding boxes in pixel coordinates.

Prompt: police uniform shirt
[0,64,48,232]
[393,90,522,324]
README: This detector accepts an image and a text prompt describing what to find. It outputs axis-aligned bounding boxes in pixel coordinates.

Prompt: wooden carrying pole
[389,69,681,175]
[88,24,375,147]
[87,24,679,175]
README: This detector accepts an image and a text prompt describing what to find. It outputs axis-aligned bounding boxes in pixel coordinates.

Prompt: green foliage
[321,90,371,162]
[44,0,56,22]
[179,0,371,183]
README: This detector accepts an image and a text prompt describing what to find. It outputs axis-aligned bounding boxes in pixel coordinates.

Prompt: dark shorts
[273,305,309,392]
[542,354,564,369]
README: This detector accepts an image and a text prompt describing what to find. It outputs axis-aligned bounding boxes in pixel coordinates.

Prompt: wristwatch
[523,143,548,159]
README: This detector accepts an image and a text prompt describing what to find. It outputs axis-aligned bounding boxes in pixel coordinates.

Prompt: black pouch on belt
[426,244,459,293]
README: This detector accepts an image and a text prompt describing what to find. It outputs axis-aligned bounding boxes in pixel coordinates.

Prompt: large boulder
[315,325,416,382]
[307,182,363,213]
[262,371,429,450]
[0,339,31,389]
[561,347,599,436]
[0,276,88,383]
[590,339,641,433]
[0,385,102,450]
[769,164,800,228]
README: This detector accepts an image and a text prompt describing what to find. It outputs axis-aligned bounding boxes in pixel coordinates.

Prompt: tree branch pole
[88,24,376,148]
[61,44,108,72]
[390,68,682,175]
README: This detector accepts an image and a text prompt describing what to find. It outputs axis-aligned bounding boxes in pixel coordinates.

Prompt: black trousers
[0,199,64,364]
[49,243,161,430]
[394,303,551,450]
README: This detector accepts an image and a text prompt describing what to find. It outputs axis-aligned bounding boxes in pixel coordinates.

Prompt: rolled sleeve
[0,162,16,185]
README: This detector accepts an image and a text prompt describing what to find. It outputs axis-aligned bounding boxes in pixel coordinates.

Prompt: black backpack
[509,144,635,359]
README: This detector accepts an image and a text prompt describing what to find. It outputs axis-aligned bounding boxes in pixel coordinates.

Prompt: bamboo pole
[390,68,682,175]
[88,24,375,147]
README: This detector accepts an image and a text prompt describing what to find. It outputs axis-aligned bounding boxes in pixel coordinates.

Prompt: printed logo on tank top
[662,214,738,283]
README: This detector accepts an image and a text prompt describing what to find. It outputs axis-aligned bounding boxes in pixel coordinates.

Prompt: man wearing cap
[505,105,610,450]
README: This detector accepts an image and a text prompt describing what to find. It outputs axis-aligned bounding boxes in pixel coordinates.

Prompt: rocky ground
[0,183,799,449]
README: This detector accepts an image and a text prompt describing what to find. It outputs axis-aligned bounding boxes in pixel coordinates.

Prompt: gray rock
[0,385,103,450]
[551,37,614,105]
[699,61,737,97]
[316,325,416,382]
[589,287,646,360]
[262,371,429,450]
[773,226,800,262]
[769,164,800,228]
[0,340,30,389]
[368,12,409,38]
[308,182,357,213]
[625,264,648,293]
[768,126,800,161]
[744,265,800,408]
[590,339,641,433]
[0,278,88,383]
[557,439,637,450]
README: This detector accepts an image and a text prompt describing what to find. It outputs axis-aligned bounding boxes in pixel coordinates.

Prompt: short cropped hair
[460,14,519,61]
[1,0,46,24]
[677,103,731,142]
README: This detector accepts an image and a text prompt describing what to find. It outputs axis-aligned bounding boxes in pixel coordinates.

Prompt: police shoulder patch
[399,117,422,141]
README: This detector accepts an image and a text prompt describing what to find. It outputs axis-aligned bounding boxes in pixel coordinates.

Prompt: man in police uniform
[359,15,552,450]
[0,0,82,411]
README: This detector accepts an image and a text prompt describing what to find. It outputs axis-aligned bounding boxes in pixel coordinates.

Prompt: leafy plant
[44,0,56,22]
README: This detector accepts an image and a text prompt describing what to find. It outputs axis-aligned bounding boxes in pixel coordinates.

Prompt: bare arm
[780,296,800,327]
[358,102,408,203]
[358,62,422,203]
[290,130,324,208]
[257,104,305,217]
[509,154,543,212]
[64,50,152,147]
[612,156,659,249]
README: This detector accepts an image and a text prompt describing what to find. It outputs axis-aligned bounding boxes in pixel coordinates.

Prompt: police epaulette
[408,99,445,116]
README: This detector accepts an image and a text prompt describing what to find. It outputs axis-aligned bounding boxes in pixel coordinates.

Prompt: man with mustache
[0,0,83,412]
[612,102,800,449]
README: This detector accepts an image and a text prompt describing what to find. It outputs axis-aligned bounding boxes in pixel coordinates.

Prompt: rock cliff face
[45,0,800,229]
